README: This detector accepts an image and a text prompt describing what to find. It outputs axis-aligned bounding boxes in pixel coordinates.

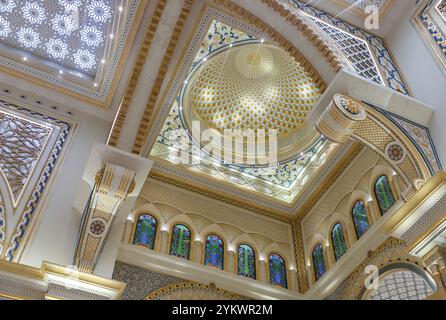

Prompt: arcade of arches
[0,0,446,301]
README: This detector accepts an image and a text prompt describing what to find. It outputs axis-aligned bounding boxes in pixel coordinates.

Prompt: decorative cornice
[132,0,194,155]
[0,260,126,300]
[108,0,168,146]
[149,170,293,223]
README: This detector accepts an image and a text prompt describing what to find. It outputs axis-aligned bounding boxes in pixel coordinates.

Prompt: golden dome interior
[184,43,321,135]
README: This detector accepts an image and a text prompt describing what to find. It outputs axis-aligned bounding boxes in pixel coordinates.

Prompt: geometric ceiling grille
[369,270,434,300]
[0,0,115,76]
[310,19,384,85]
[0,110,51,204]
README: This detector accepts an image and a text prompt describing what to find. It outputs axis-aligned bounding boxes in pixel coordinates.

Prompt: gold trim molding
[108,0,168,146]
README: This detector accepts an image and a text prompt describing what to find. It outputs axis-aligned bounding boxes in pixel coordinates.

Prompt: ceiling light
[58,70,64,74]
[118,6,124,12]
[109,33,114,39]
[93,82,98,87]
[101,59,106,64]
[260,39,265,43]
[22,56,28,61]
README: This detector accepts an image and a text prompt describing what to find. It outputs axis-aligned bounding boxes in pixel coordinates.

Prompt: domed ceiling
[150,19,337,206]
[184,42,319,135]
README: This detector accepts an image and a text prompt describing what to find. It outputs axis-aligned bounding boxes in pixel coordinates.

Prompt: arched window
[269,254,287,288]
[169,224,191,260]
[331,223,347,261]
[238,244,256,279]
[374,175,396,215]
[352,201,370,239]
[312,243,326,281]
[204,234,224,269]
[133,214,157,249]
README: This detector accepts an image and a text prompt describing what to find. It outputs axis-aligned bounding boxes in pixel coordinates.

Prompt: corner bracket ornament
[74,163,136,273]
[317,93,432,199]
[316,94,367,144]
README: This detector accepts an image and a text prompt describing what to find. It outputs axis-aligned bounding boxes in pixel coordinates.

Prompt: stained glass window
[204,234,224,269]
[352,201,370,239]
[169,224,191,260]
[238,244,256,279]
[269,254,287,288]
[133,214,157,249]
[331,223,347,261]
[374,176,396,215]
[312,243,326,281]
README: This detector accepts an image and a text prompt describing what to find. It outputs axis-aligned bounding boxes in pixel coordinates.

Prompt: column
[227,250,236,273]
[193,240,203,264]
[259,260,268,284]
[160,230,170,254]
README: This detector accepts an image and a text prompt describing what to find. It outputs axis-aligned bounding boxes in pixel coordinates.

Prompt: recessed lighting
[22,57,28,61]
[229,44,233,48]
[118,6,124,12]
[203,57,207,61]
[260,39,265,43]
[58,70,64,74]
[93,83,98,87]
[101,59,106,64]
[109,34,114,39]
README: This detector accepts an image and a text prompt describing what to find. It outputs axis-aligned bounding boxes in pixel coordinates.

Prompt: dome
[182,43,321,136]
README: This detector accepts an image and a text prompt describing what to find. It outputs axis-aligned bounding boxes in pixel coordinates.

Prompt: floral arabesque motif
[0,112,51,202]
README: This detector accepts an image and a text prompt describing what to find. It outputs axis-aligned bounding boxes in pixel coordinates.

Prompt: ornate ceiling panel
[0,0,143,105]
[0,110,51,204]
[0,0,115,76]
[148,19,334,205]
[0,97,74,261]
[369,270,433,300]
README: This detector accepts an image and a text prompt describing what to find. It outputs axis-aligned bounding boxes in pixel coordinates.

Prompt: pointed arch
[169,224,192,260]
[312,243,326,281]
[238,244,256,280]
[268,253,287,288]
[132,214,158,249]
[331,223,347,261]
[204,234,224,270]
[374,175,396,215]
[351,200,370,239]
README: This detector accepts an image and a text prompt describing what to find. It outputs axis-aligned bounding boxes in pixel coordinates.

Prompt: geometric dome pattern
[186,43,320,135]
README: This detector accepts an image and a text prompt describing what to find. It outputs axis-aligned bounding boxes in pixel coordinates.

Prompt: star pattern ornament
[22,2,46,25]
[80,26,103,47]
[74,49,96,70]
[0,16,11,38]
[0,0,116,75]
[46,38,68,59]
[0,0,16,13]
[17,27,40,49]
[59,0,81,11]
[88,1,112,23]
